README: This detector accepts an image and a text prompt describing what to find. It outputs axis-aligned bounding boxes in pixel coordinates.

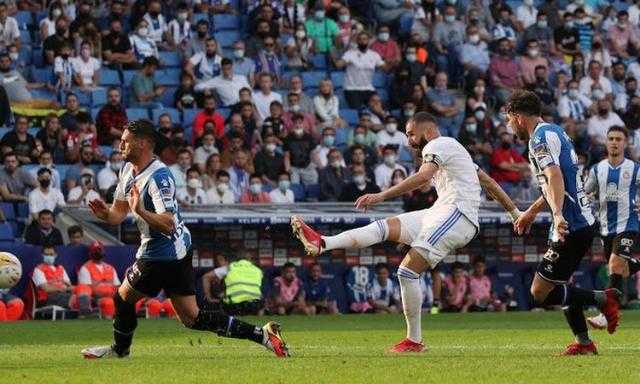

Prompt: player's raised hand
[552,214,569,242]
[355,193,384,211]
[88,198,109,221]
[128,184,141,214]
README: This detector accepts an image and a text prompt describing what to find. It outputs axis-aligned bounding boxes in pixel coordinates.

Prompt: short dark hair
[68,225,83,237]
[278,171,290,178]
[505,90,542,117]
[473,255,485,265]
[38,209,54,218]
[216,170,230,179]
[608,125,629,138]
[249,173,262,181]
[410,111,437,125]
[451,261,465,271]
[374,262,389,273]
[75,111,92,124]
[126,119,157,146]
[282,262,296,270]
[221,58,232,66]
[186,166,200,176]
[142,56,160,68]
[37,167,52,177]
[383,144,398,153]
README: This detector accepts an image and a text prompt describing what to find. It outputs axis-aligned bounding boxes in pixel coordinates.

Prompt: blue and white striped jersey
[528,123,595,239]
[369,278,400,306]
[114,159,192,261]
[585,158,640,236]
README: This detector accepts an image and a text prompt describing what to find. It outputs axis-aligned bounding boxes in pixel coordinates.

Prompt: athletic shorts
[602,231,638,261]
[125,249,195,297]
[395,204,478,267]
[536,225,596,284]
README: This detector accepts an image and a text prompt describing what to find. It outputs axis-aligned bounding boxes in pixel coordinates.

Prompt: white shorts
[395,204,478,267]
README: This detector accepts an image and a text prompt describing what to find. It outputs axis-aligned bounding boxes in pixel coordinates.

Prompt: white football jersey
[421,136,482,226]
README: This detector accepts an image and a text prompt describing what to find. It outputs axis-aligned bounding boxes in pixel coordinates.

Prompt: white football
[0,252,22,289]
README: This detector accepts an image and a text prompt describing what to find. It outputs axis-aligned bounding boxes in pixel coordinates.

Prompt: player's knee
[529,286,547,305]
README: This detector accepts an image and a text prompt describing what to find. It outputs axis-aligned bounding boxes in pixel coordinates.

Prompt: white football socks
[397,266,423,343]
[322,220,388,251]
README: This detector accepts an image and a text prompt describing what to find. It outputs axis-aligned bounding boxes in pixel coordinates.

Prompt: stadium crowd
[3,0,640,319]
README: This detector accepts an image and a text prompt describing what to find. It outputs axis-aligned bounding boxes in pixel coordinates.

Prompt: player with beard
[291,112,520,353]
[81,120,289,359]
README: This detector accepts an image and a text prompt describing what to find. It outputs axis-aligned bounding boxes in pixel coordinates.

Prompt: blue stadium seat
[122,70,137,85]
[0,128,10,138]
[214,14,238,30]
[290,183,305,202]
[56,164,70,182]
[91,107,100,121]
[0,202,15,221]
[335,127,349,146]
[218,107,230,120]
[31,47,43,68]
[33,67,53,84]
[215,30,241,48]
[154,68,181,86]
[152,108,181,125]
[0,222,13,241]
[330,72,344,89]
[75,91,92,107]
[301,71,326,90]
[398,146,413,162]
[182,109,199,129]
[35,10,48,24]
[20,33,31,45]
[15,203,28,219]
[340,109,359,126]
[91,88,107,107]
[99,69,121,86]
[159,51,181,67]
[311,54,327,69]
[19,46,32,65]
[126,108,150,120]
[27,128,39,136]
[30,88,56,100]
[159,86,177,107]
[192,13,209,25]
[305,184,320,201]
[100,145,113,158]
[15,11,32,29]
[372,72,388,88]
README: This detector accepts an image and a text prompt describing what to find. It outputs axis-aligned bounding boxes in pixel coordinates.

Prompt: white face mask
[569,89,579,99]
[187,178,202,189]
[353,175,366,185]
[468,34,480,44]
[278,180,290,191]
[474,111,486,121]
[52,8,62,18]
[315,10,325,19]
[295,30,306,39]
[9,52,19,61]
[385,123,397,134]
[110,161,123,172]
[384,155,396,166]
[265,143,276,152]
[406,53,417,62]
[339,14,350,23]
[444,15,455,23]
[528,48,539,58]
[294,128,304,136]
[378,32,390,42]
[138,27,149,37]
[291,104,301,113]
[250,183,262,194]
[217,182,229,193]
[330,160,342,169]
[178,12,188,22]
[234,49,245,59]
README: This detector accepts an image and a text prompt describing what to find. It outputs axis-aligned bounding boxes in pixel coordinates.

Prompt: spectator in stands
[195,58,251,107]
[25,209,64,246]
[459,115,492,168]
[43,17,72,66]
[186,37,223,89]
[240,173,271,203]
[65,144,96,191]
[284,75,314,115]
[284,24,314,70]
[169,149,192,190]
[261,102,286,140]
[72,40,101,90]
[142,0,168,49]
[368,263,400,314]
[426,72,463,138]
[490,131,530,196]
[174,72,198,111]
[201,153,222,190]
[579,60,612,100]
[336,6,361,50]
[136,292,176,319]
[269,171,294,203]
[39,4,61,42]
[337,31,387,109]
[67,225,85,246]
[0,53,57,109]
[130,56,165,109]
[457,25,490,83]
[376,115,408,150]
[558,79,594,122]
[489,38,522,106]
[32,244,74,310]
[192,96,225,144]
[281,0,307,36]
[492,7,517,46]
[362,93,389,132]
[313,79,345,129]
[347,116,378,148]
[254,134,284,185]
[304,3,338,54]
[515,0,537,30]
[194,132,219,173]
[29,151,61,190]
[554,12,580,58]
[0,3,18,51]
[443,262,469,312]
[76,241,120,318]
[231,40,256,86]
[74,112,100,154]
[610,62,627,99]
[519,39,549,86]
[181,19,210,59]
[467,256,506,312]
[304,263,338,315]
[284,114,318,185]
[28,168,65,219]
[36,115,61,156]
[310,127,336,170]
[96,87,127,145]
[59,93,84,132]
[370,24,400,69]
[129,19,159,63]
[67,173,101,206]
[101,19,137,69]
[527,65,555,107]
[177,167,208,205]
[373,0,413,35]
[608,10,640,60]
[270,262,310,315]
[0,116,38,164]
[0,152,35,202]
[0,287,24,321]
[206,170,235,204]
[282,92,317,135]
[97,151,123,196]
[432,5,465,83]
[226,149,251,201]
[253,72,282,124]
[319,148,351,201]
[588,101,624,153]
[345,143,377,178]
[374,144,406,191]
[166,3,191,51]
[255,35,282,82]
[339,164,380,202]
[614,77,640,113]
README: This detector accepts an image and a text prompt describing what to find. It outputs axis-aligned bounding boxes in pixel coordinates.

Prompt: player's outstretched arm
[88,198,130,225]
[514,196,546,236]
[477,168,520,221]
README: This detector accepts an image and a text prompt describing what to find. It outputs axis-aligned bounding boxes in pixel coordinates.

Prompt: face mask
[52,8,62,18]
[278,180,290,191]
[447,0,457,4]
[43,255,56,265]
[568,89,579,99]
[187,178,202,189]
[294,128,304,136]
[265,143,277,152]
[524,0,534,5]
[178,12,188,22]
[197,30,207,38]
[250,183,262,194]
[378,32,390,42]
[339,14,350,23]
[9,52,18,61]
[537,20,547,28]
[575,0,584,4]
[291,104,301,113]
[353,175,366,185]
[404,109,414,117]
[501,142,511,149]
[39,179,51,188]
[406,53,417,62]
[217,183,229,193]
[566,21,575,28]
[468,34,480,44]
[592,89,605,100]
[138,27,149,37]
[330,160,342,169]
[90,253,104,262]
[598,108,609,116]
[295,30,306,39]
[323,136,335,146]
[315,10,325,20]
[474,110,485,121]
[528,49,539,58]
[110,161,123,172]
[234,49,244,58]
[56,27,66,36]
[466,123,479,133]
[618,22,627,29]
[357,43,368,52]
[474,86,485,94]
[384,155,396,166]
[354,133,366,144]
[203,144,216,152]
[444,15,455,23]
[385,124,397,134]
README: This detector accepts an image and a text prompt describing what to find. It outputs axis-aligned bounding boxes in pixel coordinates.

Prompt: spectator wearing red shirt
[192,95,224,144]
[490,131,530,196]
[239,174,271,203]
[96,87,128,145]
[370,24,401,69]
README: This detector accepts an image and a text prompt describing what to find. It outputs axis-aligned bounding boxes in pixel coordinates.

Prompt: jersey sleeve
[421,140,449,168]
[530,129,562,171]
[77,266,91,285]
[148,170,177,214]
[32,268,46,287]
[584,166,598,194]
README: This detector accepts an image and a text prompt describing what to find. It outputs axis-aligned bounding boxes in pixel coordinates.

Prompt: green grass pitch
[1,311,640,384]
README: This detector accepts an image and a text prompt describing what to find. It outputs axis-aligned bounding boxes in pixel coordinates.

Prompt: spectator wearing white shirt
[97,151,123,196]
[313,79,345,129]
[558,80,594,122]
[0,2,20,51]
[28,168,66,220]
[231,40,256,86]
[29,151,61,191]
[374,145,407,190]
[72,41,101,90]
[194,131,220,173]
[614,77,640,113]
[336,31,387,109]
[130,19,159,63]
[169,149,193,189]
[253,72,283,125]
[54,42,74,92]
[579,60,613,100]
[269,171,295,203]
[376,116,408,150]
[515,0,538,30]
[142,0,169,48]
[167,4,191,50]
[587,100,624,147]
[186,38,223,88]
[195,58,251,107]
[206,170,235,204]
[177,167,209,206]
[311,127,341,170]
[40,5,62,42]
[67,173,101,206]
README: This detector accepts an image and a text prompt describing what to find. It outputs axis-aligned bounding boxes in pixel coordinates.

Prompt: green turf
[1,311,640,384]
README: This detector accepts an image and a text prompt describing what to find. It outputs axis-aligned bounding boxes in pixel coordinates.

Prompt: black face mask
[536,76,546,83]
[499,48,510,56]
[56,28,66,36]
[598,108,609,116]
[0,67,10,73]
[150,11,159,17]
[501,142,511,149]
[197,30,207,38]
[81,157,92,165]
[206,51,215,58]
[90,253,104,261]
[627,88,636,96]
[61,53,69,60]
[39,179,51,188]
[357,43,368,52]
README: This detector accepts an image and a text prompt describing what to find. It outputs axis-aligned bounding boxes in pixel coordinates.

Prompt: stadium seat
[15,11,32,29]
[311,54,328,69]
[19,46,32,66]
[302,71,326,90]
[27,128,39,137]
[31,47,43,68]
[20,33,31,45]
[56,164,70,182]
[91,88,107,107]
[33,68,53,84]
[305,184,320,201]
[126,108,150,121]
[0,223,13,241]
[0,202,15,221]
[398,146,413,162]
[214,14,238,30]
[159,86,177,107]
[15,203,29,220]
[152,108,181,125]
[330,72,344,89]
[215,30,241,48]
[154,69,181,86]
[91,107,100,121]
[217,107,230,120]
[372,72,388,88]
[182,109,198,128]
[192,13,209,25]
[98,69,121,86]
[74,91,92,107]
[376,88,388,103]
[340,109,359,126]
[0,128,10,138]
[122,70,137,85]
[159,51,182,68]
[290,184,306,202]
[335,128,349,146]
[100,145,113,158]
[30,88,56,100]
